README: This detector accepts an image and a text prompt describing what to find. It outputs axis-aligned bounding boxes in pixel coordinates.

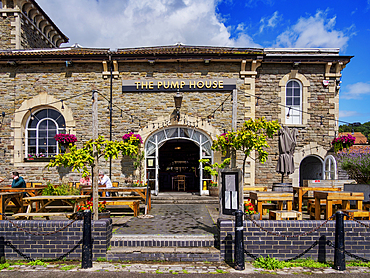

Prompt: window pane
[28,130,36,138]
[28,146,36,154]
[48,109,59,120]
[293,98,300,105]
[39,130,47,138]
[28,139,36,146]
[28,118,38,128]
[56,116,66,127]
[286,98,292,105]
[34,109,47,120]
[286,88,292,96]
[39,120,47,130]
[294,88,300,96]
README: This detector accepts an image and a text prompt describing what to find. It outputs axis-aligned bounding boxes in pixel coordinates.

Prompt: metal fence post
[318,235,326,263]
[0,236,5,263]
[334,211,345,271]
[234,210,245,270]
[81,210,92,269]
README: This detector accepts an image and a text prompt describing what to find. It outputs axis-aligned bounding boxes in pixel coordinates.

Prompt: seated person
[11,171,26,188]
[98,170,113,197]
[79,175,92,186]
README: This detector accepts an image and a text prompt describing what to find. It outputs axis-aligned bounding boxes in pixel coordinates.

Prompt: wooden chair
[176,175,186,191]
[75,182,80,189]
[112,181,119,187]
[32,182,43,188]
[26,182,32,188]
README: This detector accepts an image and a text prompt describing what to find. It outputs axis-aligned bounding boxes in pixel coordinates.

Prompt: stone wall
[255,64,334,186]
[0,59,338,186]
[0,218,112,260]
[0,14,15,49]
[20,16,52,49]
[218,218,370,262]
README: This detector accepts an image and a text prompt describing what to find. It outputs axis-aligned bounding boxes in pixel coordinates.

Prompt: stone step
[111,234,217,248]
[107,246,220,262]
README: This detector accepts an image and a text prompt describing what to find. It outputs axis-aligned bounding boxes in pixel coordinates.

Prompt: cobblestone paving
[114,204,217,235]
[1,261,370,274]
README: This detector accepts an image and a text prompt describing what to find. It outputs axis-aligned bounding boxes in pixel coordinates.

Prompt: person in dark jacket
[11,172,26,188]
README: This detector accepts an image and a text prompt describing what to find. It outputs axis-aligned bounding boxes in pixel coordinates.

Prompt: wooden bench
[307,199,342,220]
[342,209,370,220]
[269,210,302,220]
[102,199,140,217]
[13,212,74,220]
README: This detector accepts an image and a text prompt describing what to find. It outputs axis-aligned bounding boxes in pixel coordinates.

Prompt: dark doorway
[158,139,200,192]
[299,155,323,186]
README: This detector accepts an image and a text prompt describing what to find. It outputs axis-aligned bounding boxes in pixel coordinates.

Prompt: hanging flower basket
[55,133,77,153]
[331,134,356,153]
[122,132,142,147]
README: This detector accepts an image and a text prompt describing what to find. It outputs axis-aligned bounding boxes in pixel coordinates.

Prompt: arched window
[323,155,337,180]
[285,80,302,125]
[26,108,66,158]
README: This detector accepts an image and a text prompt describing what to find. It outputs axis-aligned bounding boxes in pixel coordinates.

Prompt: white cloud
[274,10,351,49]
[37,0,259,49]
[339,110,359,118]
[341,82,370,99]
[259,11,281,33]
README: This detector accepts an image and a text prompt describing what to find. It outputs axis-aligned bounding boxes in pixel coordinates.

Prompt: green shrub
[42,182,80,196]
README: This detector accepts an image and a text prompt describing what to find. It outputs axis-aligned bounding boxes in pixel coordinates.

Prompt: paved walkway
[114,204,218,235]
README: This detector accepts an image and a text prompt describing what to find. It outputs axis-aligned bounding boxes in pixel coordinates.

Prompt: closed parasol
[276,126,298,183]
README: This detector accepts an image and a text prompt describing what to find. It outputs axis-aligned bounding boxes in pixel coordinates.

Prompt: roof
[0,45,353,64]
[29,0,68,44]
[338,132,368,145]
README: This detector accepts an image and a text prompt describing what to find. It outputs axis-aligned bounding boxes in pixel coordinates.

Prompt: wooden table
[13,195,90,219]
[0,187,43,197]
[314,191,364,220]
[80,187,151,211]
[293,186,342,212]
[0,192,23,220]
[249,191,294,220]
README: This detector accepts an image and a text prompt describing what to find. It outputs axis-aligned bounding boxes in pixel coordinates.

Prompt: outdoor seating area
[0,181,150,220]
[244,180,369,220]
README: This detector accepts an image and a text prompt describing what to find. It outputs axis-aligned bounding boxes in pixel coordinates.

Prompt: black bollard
[81,210,92,269]
[0,236,5,263]
[318,235,326,263]
[234,210,245,270]
[334,211,345,271]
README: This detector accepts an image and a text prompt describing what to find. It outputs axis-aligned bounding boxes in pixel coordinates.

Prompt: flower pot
[98,211,111,219]
[209,187,219,196]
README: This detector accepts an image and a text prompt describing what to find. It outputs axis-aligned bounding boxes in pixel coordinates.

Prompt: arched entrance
[145,126,213,195]
[299,155,324,186]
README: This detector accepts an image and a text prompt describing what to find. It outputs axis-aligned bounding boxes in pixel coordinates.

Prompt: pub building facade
[0,0,352,195]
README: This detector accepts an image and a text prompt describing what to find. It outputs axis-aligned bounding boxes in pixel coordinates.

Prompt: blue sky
[37,0,370,125]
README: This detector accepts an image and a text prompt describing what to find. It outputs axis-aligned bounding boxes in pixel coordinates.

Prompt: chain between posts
[326,240,370,263]
[0,212,81,236]
[244,212,336,238]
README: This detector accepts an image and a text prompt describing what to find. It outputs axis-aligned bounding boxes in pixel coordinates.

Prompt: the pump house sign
[122,79,237,92]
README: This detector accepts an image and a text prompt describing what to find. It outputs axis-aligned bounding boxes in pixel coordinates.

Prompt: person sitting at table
[98,170,113,197]
[11,171,26,188]
[79,175,92,186]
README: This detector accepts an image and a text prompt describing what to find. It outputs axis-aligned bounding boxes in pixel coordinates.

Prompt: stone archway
[299,155,324,187]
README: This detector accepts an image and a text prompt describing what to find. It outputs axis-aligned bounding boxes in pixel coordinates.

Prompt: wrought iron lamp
[174,91,183,121]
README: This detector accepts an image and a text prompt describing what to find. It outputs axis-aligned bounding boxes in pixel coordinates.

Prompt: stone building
[0,0,352,195]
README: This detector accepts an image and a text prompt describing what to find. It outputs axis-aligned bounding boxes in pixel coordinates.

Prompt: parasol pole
[92,90,99,221]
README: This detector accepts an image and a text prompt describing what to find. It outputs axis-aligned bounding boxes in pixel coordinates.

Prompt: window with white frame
[285,80,302,125]
[323,155,337,180]
[26,108,66,158]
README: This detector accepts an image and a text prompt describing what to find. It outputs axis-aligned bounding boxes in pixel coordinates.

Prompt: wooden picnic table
[0,192,23,220]
[0,186,44,197]
[249,191,294,220]
[80,186,151,211]
[13,195,90,220]
[314,191,364,220]
[293,186,342,212]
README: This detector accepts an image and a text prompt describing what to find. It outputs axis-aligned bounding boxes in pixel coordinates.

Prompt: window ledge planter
[24,158,52,162]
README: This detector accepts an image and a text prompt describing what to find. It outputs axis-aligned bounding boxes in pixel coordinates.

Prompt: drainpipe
[109,52,113,180]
